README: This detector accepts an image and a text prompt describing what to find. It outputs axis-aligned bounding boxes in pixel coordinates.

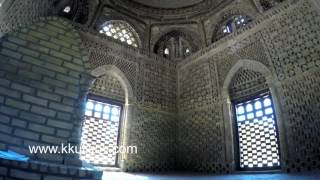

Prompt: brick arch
[151,28,202,57]
[222,59,274,99]
[221,59,287,170]
[90,65,135,104]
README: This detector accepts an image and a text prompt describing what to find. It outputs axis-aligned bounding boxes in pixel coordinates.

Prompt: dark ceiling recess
[54,0,89,24]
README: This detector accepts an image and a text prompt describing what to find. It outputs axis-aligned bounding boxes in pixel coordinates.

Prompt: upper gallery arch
[153,29,201,60]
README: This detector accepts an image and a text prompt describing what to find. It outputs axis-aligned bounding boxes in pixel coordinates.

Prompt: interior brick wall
[0,17,88,164]
[0,0,319,176]
[177,0,320,173]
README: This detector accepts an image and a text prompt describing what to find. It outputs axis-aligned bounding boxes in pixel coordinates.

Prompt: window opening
[80,96,123,167]
[234,92,280,170]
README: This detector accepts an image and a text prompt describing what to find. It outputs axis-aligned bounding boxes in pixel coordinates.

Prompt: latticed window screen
[80,98,122,166]
[235,93,280,169]
[99,21,139,47]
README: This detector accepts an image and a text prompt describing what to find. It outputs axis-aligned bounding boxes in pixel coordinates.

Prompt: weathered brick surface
[0,159,101,179]
[0,17,87,165]
[10,169,41,180]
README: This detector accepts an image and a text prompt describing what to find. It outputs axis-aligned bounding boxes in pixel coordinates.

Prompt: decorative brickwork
[229,68,268,100]
[281,69,320,173]
[0,0,54,33]
[125,107,176,172]
[177,0,320,173]
[0,0,319,177]
[90,74,125,102]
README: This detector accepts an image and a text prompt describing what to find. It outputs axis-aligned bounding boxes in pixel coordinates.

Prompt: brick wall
[82,35,177,172]
[0,159,102,180]
[0,0,319,175]
[0,17,88,164]
[177,0,320,173]
[125,61,177,172]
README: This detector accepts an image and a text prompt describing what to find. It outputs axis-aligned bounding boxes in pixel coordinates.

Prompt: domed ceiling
[131,0,203,9]
[111,0,231,20]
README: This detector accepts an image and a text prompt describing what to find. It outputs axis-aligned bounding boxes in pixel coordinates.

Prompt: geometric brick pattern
[229,68,268,100]
[125,107,176,172]
[179,61,214,112]
[0,0,52,33]
[262,0,320,81]
[0,0,319,176]
[143,62,177,112]
[281,70,320,172]
[176,105,225,173]
[90,74,125,102]
[87,50,138,94]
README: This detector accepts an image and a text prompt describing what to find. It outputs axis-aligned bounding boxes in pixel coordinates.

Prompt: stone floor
[103,171,320,180]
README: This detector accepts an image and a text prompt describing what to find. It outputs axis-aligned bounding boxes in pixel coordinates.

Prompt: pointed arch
[89,65,136,170]
[91,65,134,104]
[221,59,287,171]
[222,59,274,99]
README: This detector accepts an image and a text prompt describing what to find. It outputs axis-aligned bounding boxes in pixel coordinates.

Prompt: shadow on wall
[0,16,90,165]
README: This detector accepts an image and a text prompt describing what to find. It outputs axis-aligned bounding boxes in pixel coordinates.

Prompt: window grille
[80,97,122,166]
[234,93,280,170]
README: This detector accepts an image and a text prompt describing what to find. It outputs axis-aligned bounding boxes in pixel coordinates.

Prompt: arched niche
[89,65,136,170]
[153,30,199,60]
[221,59,288,171]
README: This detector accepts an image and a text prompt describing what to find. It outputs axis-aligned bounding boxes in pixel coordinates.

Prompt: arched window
[80,74,125,167]
[99,20,140,48]
[214,15,251,41]
[229,68,281,170]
